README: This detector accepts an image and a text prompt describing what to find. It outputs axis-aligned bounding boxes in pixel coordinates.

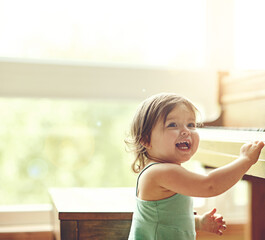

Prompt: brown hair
[125,93,200,173]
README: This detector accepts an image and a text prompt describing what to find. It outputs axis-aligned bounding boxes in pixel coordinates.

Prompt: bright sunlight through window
[0,0,206,69]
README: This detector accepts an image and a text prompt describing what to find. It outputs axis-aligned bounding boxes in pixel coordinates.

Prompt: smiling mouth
[176,141,190,150]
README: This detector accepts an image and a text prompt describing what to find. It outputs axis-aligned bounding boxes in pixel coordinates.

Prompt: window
[0,0,249,228]
[0,0,206,70]
[0,98,138,204]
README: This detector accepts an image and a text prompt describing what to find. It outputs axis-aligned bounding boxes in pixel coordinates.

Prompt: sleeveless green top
[128,163,196,240]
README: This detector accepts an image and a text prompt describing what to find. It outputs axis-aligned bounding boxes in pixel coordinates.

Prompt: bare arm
[155,141,264,197]
[205,141,264,196]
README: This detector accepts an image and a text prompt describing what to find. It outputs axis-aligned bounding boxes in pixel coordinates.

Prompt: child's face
[146,104,200,165]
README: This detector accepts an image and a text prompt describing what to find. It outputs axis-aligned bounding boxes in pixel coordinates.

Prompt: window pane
[0,98,138,204]
[0,0,206,69]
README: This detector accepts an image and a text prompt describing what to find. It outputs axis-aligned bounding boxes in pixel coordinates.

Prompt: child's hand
[240,141,264,164]
[198,208,226,236]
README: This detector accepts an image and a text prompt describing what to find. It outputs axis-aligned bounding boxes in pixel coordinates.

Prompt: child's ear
[140,138,152,149]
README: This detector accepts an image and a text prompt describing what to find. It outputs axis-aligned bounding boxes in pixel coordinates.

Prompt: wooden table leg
[61,221,78,240]
[244,176,265,240]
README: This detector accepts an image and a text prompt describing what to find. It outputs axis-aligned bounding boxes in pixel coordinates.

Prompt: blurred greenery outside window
[0,98,138,205]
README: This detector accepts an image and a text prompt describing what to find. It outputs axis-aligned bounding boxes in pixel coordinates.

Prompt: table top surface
[50,187,135,220]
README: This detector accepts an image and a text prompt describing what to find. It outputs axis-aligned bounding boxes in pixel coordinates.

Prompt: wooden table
[194,128,265,240]
[49,188,135,240]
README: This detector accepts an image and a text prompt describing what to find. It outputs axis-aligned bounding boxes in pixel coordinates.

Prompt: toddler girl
[126,93,264,240]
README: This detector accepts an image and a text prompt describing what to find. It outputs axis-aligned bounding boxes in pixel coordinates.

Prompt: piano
[193,71,265,240]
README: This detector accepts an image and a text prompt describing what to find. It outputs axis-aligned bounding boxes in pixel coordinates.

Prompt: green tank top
[128,163,196,240]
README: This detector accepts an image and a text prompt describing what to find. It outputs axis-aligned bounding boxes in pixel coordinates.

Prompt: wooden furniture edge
[58,212,133,220]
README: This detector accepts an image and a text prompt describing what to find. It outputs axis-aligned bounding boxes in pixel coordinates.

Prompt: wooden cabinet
[50,188,134,240]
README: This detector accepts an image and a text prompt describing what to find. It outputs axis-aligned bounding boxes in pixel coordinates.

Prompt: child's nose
[181,127,190,136]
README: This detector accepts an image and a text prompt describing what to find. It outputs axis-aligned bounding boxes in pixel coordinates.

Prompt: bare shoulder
[145,162,184,176]
[137,163,181,200]
[140,163,184,181]
[140,163,179,179]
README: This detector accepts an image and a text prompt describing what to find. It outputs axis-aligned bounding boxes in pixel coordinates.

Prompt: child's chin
[179,156,192,163]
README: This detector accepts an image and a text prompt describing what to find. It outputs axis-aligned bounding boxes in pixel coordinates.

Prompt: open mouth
[176,141,191,150]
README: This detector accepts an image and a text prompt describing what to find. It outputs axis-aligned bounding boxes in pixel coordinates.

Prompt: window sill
[0,224,52,233]
[0,204,52,227]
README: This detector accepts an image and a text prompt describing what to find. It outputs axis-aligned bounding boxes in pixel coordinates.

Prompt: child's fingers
[254,141,265,148]
[215,215,225,223]
[214,214,223,220]
[208,208,217,216]
[219,224,227,231]
[216,218,226,227]
[258,141,265,148]
[217,229,223,236]
[215,224,226,235]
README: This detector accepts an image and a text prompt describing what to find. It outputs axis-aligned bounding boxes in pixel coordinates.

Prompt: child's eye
[167,122,177,128]
[187,123,196,128]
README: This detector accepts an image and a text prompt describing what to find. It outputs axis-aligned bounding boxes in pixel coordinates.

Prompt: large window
[0,0,207,69]
[0,0,251,226]
[0,0,209,206]
[0,98,138,204]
